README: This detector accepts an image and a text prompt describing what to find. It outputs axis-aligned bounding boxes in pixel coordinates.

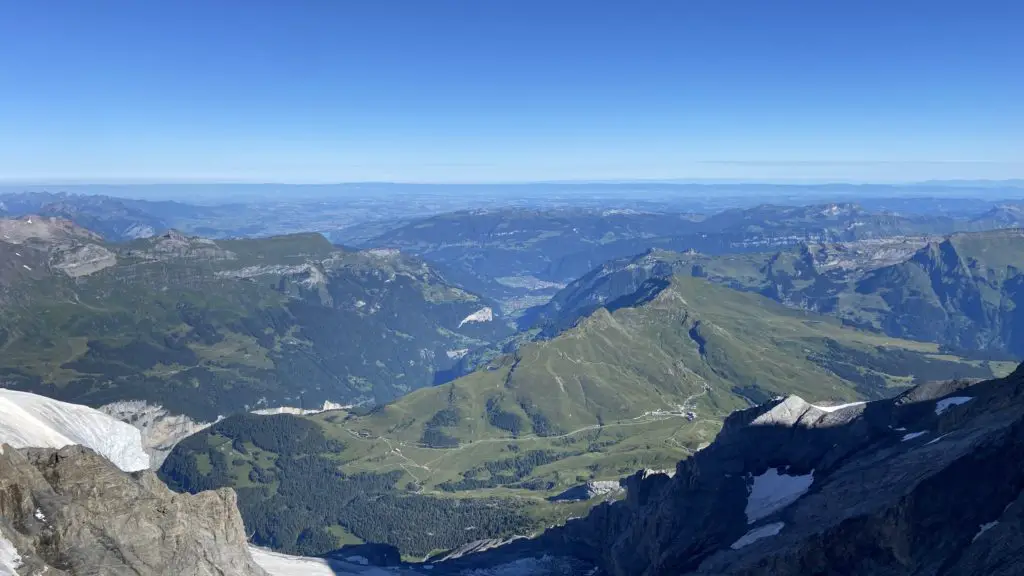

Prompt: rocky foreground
[4,364,1024,575]
[0,444,268,576]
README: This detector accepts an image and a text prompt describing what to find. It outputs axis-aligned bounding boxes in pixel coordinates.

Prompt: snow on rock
[901,431,929,442]
[730,522,786,550]
[973,521,999,542]
[252,400,350,416]
[745,468,814,524]
[809,401,866,413]
[0,533,23,575]
[0,389,149,472]
[99,400,215,468]
[935,396,973,416]
[446,348,470,360]
[458,307,493,328]
[249,547,338,576]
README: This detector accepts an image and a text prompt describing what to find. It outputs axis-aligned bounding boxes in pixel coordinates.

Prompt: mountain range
[528,229,1024,359]
[0,217,511,424]
[157,275,1010,557]
[4,193,1024,574]
[5,358,1024,575]
[475,363,1024,575]
[352,203,1023,310]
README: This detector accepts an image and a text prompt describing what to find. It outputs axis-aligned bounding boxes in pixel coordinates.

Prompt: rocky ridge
[458,363,1024,575]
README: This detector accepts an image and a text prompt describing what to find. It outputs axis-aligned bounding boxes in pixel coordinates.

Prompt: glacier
[0,389,149,472]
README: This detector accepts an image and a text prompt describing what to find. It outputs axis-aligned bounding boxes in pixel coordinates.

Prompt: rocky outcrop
[0,216,102,245]
[550,480,625,502]
[527,364,1024,575]
[49,242,117,277]
[98,400,216,468]
[0,444,268,575]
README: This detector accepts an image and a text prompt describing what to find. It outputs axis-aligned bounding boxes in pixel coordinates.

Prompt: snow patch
[745,468,814,524]
[935,396,973,416]
[731,522,785,550]
[0,533,22,574]
[458,307,493,328]
[901,431,929,442]
[973,521,999,542]
[249,547,336,576]
[34,508,45,522]
[810,401,866,413]
[0,389,149,472]
[249,546,406,576]
[926,433,951,445]
[252,400,350,416]
[446,348,469,360]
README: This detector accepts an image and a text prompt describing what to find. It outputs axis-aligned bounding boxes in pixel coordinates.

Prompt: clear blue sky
[1,0,1022,183]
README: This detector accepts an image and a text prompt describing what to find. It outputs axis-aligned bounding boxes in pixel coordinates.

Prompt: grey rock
[0,444,268,576]
[550,480,625,502]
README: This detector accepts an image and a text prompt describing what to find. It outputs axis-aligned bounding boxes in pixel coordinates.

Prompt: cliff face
[537,364,1024,575]
[0,444,268,576]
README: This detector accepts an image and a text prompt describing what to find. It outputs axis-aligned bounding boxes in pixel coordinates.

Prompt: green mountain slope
[853,229,1024,355]
[0,218,512,420]
[159,276,1005,556]
[529,229,1024,358]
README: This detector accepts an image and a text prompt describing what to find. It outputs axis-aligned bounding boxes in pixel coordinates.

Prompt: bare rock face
[50,242,117,277]
[98,400,216,468]
[0,444,268,576]
[0,216,102,245]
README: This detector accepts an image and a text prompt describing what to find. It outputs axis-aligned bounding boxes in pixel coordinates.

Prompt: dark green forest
[159,413,544,557]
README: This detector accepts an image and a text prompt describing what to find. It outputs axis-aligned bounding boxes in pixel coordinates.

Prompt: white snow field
[744,468,814,524]
[249,547,405,576]
[731,522,786,549]
[935,396,973,416]
[249,547,339,576]
[901,431,929,442]
[0,389,149,472]
[248,546,586,576]
[0,533,23,576]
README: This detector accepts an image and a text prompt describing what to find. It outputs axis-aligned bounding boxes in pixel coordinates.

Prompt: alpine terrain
[158,275,1008,558]
[0,216,511,424]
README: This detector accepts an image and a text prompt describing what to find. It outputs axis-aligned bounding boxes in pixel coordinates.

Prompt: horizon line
[2,177,1024,188]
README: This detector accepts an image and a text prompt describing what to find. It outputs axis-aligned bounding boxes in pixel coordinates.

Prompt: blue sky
[1,0,1022,183]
